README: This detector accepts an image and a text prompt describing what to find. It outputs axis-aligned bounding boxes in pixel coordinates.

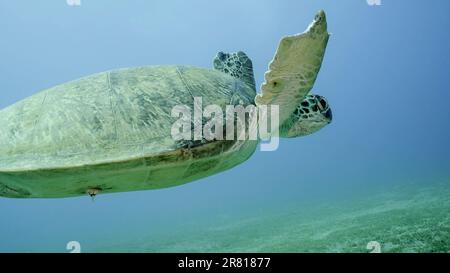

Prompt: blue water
[0,0,449,252]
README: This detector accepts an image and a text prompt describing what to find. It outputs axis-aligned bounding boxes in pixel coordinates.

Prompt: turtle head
[280,94,332,138]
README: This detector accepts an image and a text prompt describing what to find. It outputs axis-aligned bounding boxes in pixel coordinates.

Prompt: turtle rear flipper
[213,51,256,91]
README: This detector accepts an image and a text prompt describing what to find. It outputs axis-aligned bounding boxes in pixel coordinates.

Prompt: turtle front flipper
[213,51,256,91]
[255,10,330,126]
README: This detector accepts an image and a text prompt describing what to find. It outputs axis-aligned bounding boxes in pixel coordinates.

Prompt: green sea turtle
[0,10,331,198]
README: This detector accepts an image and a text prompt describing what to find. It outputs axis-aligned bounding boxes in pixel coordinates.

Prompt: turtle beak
[324,108,332,123]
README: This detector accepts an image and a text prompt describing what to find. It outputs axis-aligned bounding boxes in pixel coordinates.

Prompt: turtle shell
[0,65,257,198]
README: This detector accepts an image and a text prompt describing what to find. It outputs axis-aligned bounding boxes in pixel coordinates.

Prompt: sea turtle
[0,10,331,198]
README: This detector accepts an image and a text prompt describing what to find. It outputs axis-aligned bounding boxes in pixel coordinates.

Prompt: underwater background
[0,0,449,252]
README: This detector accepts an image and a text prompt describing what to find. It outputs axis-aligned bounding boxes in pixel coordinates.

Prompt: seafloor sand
[99,181,450,253]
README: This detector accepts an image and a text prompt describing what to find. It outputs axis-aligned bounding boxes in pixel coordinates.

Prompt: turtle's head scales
[280,94,332,138]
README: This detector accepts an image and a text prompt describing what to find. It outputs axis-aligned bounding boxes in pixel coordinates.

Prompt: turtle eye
[319,99,327,110]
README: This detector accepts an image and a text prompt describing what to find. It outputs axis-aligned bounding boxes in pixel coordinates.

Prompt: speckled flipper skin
[213,51,256,91]
[255,10,330,126]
